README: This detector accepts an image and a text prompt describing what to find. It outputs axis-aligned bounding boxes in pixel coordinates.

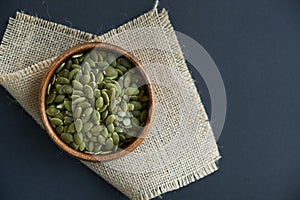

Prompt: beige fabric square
[0,4,221,200]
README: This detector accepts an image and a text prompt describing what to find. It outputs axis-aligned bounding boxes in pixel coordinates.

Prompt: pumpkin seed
[46,92,56,104]
[61,133,73,143]
[119,57,132,68]
[72,53,83,58]
[56,77,70,85]
[72,80,83,90]
[95,97,104,110]
[83,85,94,99]
[104,138,114,150]
[103,66,117,77]
[74,132,83,145]
[56,62,66,74]
[46,106,60,116]
[80,74,91,85]
[105,114,115,125]
[74,119,83,132]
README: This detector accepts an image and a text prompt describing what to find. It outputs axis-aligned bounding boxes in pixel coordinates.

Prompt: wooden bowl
[39,42,155,162]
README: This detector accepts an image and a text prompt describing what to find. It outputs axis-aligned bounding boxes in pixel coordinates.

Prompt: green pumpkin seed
[99,104,108,113]
[72,80,83,90]
[91,125,102,133]
[82,62,91,74]
[119,57,132,68]
[66,60,72,69]
[82,107,93,118]
[55,126,64,134]
[56,62,66,74]
[83,122,93,133]
[54,112,64,120]
[49,117,63,126]
[94,143,102,152]
[64,85,73,95]
[91,110,101,122]
[132,117,140,126]
[86,132,92,138]
[105,83,115,90]
[54,94,65,104]
[74,119,83,132]
[100,110,109,120]
[73,107,82,119]
[72,53,83,58]
[56,77,70,85]
[56,103,64,109]
[77,102,91,109]
[119,134,126,142]
[90,51,98,61]
[60,133,73,143]
[63,100,72,112]
[104,138,114,150]
[46,106,60,116]
[64,116,73,125]
[79,142,86,151]
[101,91,110,105]
[105,115,115,125]
[70,142,79,150]
[140,95,149,102]
[112,132,119,145]
[87,141,94,152]
[107,53,116,64]
[97,61,110,68]
[83,85,94,99]
[69,68,80,80]
[140,110,148,123]
[74,132,83,145]
[94,89,101,98]
[103,66,117,77]
[80,74,91,85]
[101,127,109,138]
[109,98,117,112]
[127,103,135,111]
[67,122,76,133]
[72,97,86,104]
[97,135,106,144]
[108,88,116,99]
[47,83,52,95]
[116,64,127,72]
[124,76,131,88]
[130,96,139,101]
[71,64,81,69]
[107,123,115,133]
[85,58,96,67]
[95,97,104,110]
[90,72,96,82]
[130,101,143,110]
[46,92,56,104]
[126,87,139,96]
[90,136,98,142]
[97,52,104,61]
[123,118,131,126]
[105,73,118,80]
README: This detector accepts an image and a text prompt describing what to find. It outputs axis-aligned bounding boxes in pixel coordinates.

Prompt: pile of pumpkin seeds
[45,48,149,155]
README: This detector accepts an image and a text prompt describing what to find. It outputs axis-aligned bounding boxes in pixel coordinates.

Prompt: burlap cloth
[0,2,221,199]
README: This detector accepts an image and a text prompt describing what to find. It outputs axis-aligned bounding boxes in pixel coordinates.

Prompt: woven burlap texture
[0,4,221,200]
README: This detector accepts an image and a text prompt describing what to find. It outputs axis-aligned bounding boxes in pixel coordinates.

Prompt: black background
[1,0,300,200]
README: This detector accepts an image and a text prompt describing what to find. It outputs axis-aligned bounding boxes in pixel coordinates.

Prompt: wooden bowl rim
[39,42,156,162]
